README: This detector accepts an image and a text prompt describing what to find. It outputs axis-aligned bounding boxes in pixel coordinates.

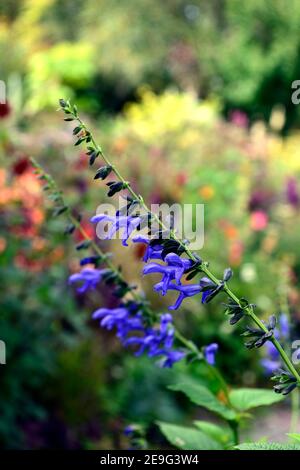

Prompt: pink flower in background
[229,110,249,128]
[250,210,268,231]
[175,171,188,186]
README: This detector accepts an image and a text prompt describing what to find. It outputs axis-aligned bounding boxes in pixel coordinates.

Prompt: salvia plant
[31,99,300,450]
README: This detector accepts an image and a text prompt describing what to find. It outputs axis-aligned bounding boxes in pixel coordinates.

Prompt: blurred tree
[2,0,300,122]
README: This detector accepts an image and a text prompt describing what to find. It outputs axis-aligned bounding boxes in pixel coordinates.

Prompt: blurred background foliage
[1,0,300,449]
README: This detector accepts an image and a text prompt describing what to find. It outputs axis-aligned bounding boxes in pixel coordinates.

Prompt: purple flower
[199,277,218,304]
[69,268,108,293]
[261,358,281,375]
[93,306,131,329]
[160,350,186,368]
[279,313,289,339]
[132,235,163,261]
[286,177,300,207]
[124,425,135,437]
[154,281,202,310]
[123,313,174,357]
[91,213,141,246]
[92,305,143,340]
[143,253,192,295]
[265,341,279,360]
[204,343,219,365]
[92,304,185,368]
[261,313,290,375]
[80,256,100,266]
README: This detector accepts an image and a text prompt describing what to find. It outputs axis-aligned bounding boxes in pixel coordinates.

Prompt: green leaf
[287,433,300,443]
[158,422,222,450]
[194,421,233,446]
[229,388,284,411]
[236,442,300,450]
[169,381,236,420]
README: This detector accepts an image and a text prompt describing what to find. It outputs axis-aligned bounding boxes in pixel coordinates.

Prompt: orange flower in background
[0,237,6,253]
[47,246,64,263]
[250,210,268,231]
[29,208,44,226]
[219,220,239,240]
[112,137,128,154]
[31,237,47,251]
[229,240,244,266]
[14,253,44,273]
[0,168,7,186]
[74,151,88,170]
[262,232,278,254]
[198,185,215,200]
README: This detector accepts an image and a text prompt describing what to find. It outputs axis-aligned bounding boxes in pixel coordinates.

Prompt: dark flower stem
[67,107,300,385]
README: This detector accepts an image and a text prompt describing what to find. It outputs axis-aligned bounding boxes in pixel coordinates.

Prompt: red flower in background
[74,219,95,242]
[0,102,11,119]
[13,157,31,176]
[175,172,187,186]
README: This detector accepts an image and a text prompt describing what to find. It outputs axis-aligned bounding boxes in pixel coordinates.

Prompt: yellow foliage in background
[124,88,220,142]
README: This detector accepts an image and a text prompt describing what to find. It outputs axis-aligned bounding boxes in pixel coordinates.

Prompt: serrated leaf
[236,442,300,450]
[158,422,222,450]
[169,381,236,420]
[194,421,233,446]
[229,388,284,411]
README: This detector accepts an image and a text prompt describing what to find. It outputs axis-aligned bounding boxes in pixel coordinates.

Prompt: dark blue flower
[204,343,219,365]
[261,313,290,375]
[69,268,108,293]
[124,425,135,437]
[80,256,100,266]
[261,358,281,375]
[92,305,143,340]
[160,350,186,368]
[92,305,185,367]
[143,253,192,295]
[154,281,202,310]
[91,213,141,246]
[124,313,175,357]
[279,313,289,339]
[199,277,218,304]
[132,235,163,261]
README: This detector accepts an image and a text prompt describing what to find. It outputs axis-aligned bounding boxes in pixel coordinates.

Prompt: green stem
[174,330,232,405]
[174,329,199,355]
[229,420,240,446]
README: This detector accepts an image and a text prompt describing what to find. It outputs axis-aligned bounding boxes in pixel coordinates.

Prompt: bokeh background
[1,0,300,449]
